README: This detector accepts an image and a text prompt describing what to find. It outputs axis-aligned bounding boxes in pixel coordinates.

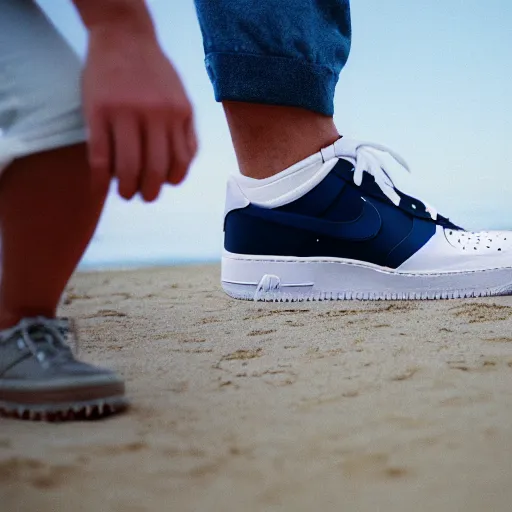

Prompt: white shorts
[0,0,86,175]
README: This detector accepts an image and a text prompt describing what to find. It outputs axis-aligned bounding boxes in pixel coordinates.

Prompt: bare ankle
[223,102,340,179]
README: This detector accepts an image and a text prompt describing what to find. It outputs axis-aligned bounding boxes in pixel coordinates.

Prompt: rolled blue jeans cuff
[205,52,339,116]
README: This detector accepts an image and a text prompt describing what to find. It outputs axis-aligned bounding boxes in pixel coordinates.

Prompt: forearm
[72,0,156,38]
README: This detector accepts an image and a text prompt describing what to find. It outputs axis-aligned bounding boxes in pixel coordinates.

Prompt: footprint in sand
[0,458,79,489]
[222,348,263,361]
[450,303,512,323]
[247,329,276,337]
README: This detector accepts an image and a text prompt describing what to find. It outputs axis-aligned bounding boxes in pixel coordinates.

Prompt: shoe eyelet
[17,339,25,350]
[36,352,46,362]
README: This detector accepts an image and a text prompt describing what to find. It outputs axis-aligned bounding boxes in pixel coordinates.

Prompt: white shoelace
[321,138,438,221]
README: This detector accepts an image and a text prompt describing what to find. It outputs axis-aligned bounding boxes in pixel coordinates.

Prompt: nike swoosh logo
[242,197,382,241]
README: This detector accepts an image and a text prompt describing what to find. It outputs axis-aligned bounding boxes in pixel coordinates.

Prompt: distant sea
[79,234,221,271]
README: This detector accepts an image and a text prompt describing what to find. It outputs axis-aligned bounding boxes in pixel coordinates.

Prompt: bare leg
[0,144,109,329]
[223,101,340,179]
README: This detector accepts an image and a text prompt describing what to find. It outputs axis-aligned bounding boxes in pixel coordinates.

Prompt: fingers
[87,110,197,202]
[140,115,195,200]
[113,113,141,200]
[167,123,189,186]
[185,116,198,163]
[140,120,169,202]
[167,117,197,186]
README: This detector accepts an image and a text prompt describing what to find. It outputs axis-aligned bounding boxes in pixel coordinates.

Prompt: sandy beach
[2,264,512,511]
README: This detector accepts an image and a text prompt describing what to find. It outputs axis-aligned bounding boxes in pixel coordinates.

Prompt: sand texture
[2,264,512,511]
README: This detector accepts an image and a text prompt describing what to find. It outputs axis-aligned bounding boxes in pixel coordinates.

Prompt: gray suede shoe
[0,317,127,421]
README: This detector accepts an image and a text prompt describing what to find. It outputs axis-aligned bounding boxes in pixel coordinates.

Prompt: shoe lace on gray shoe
[0,316,87,385]
[0,317,76,371]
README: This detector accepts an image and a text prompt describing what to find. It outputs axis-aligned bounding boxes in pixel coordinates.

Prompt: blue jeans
[194,0,351,116]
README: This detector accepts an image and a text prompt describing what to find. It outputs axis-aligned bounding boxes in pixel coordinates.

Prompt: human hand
[82,29,197,202]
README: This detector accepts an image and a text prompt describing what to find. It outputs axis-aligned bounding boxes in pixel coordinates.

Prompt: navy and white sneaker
[221,138,512,301]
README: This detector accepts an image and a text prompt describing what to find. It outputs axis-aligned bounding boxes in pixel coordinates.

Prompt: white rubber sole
[222,252,512,301]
